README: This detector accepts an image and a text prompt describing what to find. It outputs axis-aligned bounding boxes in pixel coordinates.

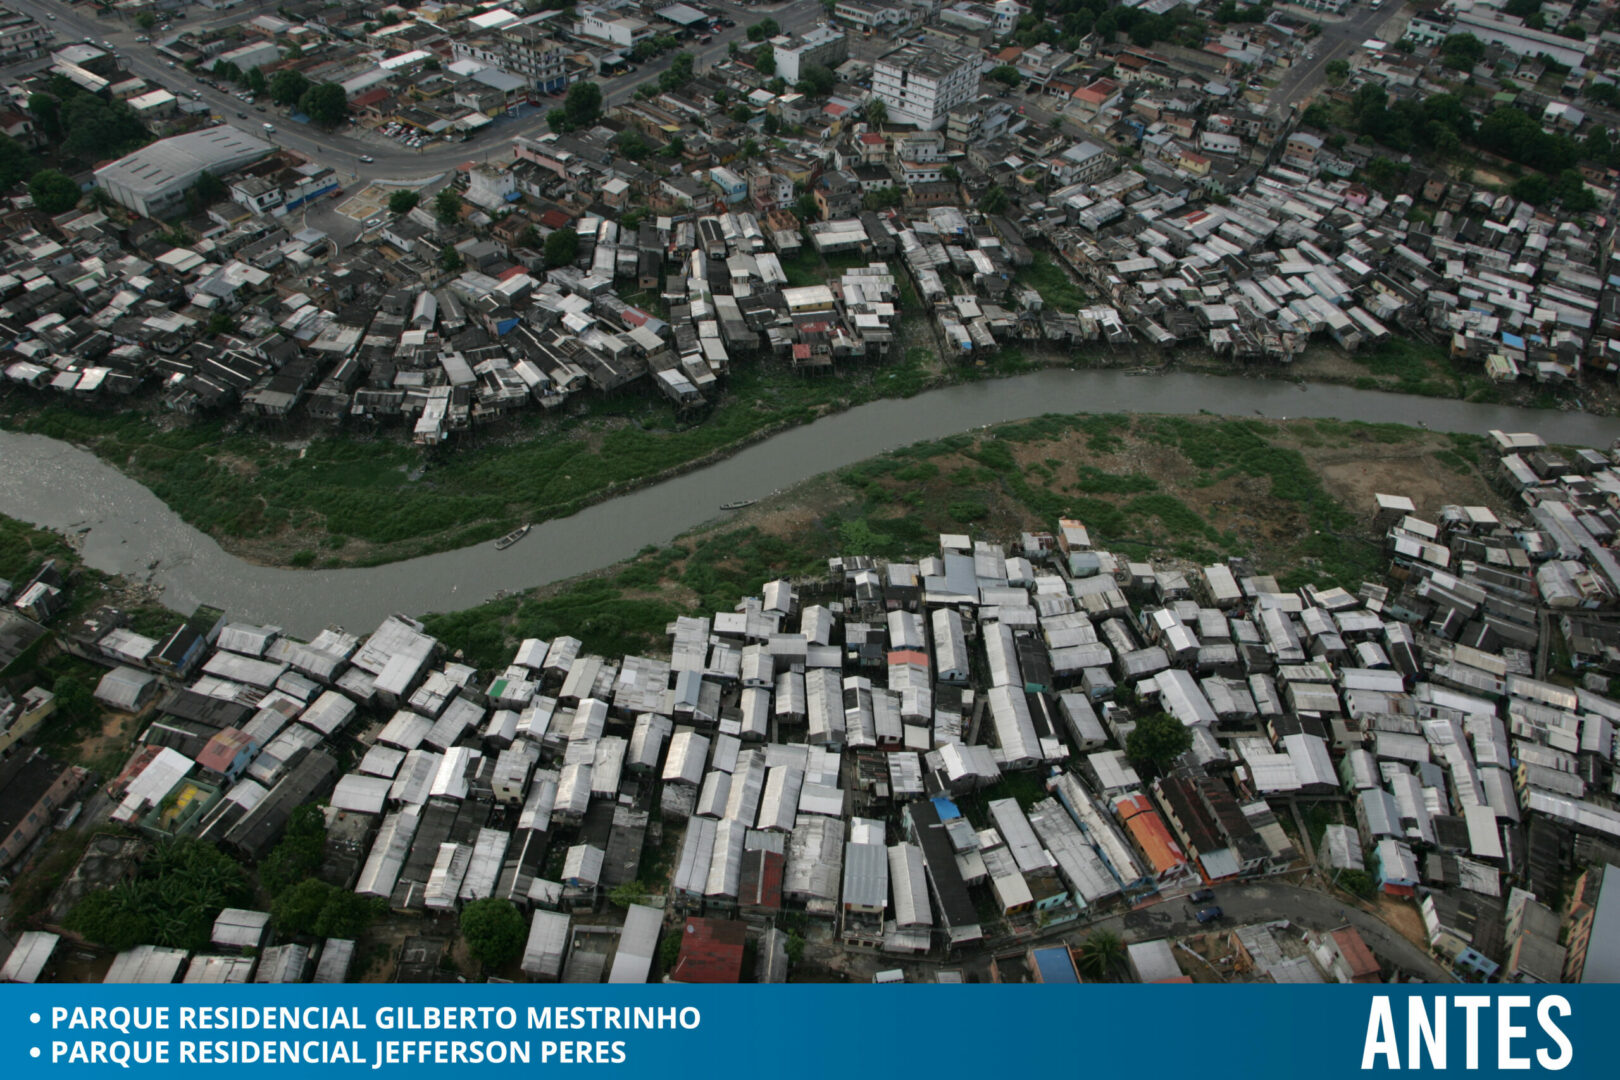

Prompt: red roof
[860,132,886,144]
[497,265,528,280]
[670,918,747,983]
[739,849,783,909]
[350,87,390,109]
[539,208,573,229]
[1330,927,1381,982]
[196,727,253,773]
[792,343,811,359]
[888,649,929,668]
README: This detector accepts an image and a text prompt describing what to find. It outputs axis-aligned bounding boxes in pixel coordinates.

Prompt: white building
[774,26,848,84]
[872,42,980,131]
[95,126,275,219]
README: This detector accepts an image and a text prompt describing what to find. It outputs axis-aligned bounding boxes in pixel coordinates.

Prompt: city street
[8,0,827,185]
[1265,0,1416,116]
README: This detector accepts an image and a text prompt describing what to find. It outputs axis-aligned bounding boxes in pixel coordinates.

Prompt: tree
[762,113,781,135]
[388,189,420,214]
[980,185,1010,214]
[193,170,225,205]
[27,92,60,141]
[785,932,805,965]
[768,77,787,95]
[212,59,242,83]
[440,246,464,272]
[564,81,603,127]
[617,130,652,159]
[988,64,1022,86]
[866,97,888,126]
[755,43,776,75]
[245,67,267,96]
[459,898,527,969]
[547,107,570,133]
[664,134,685,157]
[1338,869,1376,899]
[793,191,819,221]
[861,186,904,211]
[28,169,79,214]
[545,226,579,267]
[608,881,648,908]
[434,188,463,225]
[1125,711,1193,775]
[519,224,541,249]
[0,133,32,190]
[1076,930,1126,980]
[731,103,752,124]
[269,69,311,107]
[1440,33,1485,71]
[257,804,326,897]
[300,83,347,129]
[657,930,682,972]
[795,62,835,97]
[1324,58,1349,84]
[136,11,156,29]
[205,312,235,337]
[271,878,333,936]
[51,674,95,726]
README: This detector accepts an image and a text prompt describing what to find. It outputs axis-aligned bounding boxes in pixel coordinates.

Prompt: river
[2,370,1613,637]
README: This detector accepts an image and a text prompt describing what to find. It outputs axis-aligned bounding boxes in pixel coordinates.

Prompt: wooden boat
[494,524,531,550]
[719,499,757,510]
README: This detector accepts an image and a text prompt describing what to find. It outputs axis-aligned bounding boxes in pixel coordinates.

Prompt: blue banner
[1,985,1601,1077]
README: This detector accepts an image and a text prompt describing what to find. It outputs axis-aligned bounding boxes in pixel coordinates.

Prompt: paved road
[14,0,824,183]
[1267,0,1415,116]
[1084,880,1454,982]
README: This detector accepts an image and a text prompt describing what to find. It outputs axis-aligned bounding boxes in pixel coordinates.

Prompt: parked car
[255,105,266,112]
[359,154,374,163]
[1189,888,1215,904]
[1195,906,1223,924]
[237,110,247,118]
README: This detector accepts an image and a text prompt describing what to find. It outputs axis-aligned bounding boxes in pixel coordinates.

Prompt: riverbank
[420,413,1507,669]
[0,336,1603,571]
[6,375,1615,637]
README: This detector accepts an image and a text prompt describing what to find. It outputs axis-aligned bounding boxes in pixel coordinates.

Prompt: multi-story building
[0,6,49,65]
[872,42,980,131]
[773,26,848,84]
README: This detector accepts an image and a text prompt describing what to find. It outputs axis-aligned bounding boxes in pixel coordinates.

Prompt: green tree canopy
[988,64,1022,86]
[299,83,348,128]
[257,803,327,897]
[388,189,420,214]
[245,67,268,95]
[1440,33,1485,70]
[193,170,226,204]
[564,81,603,127]
[434,188,463,225]
[268,69,311,107]
[544,226,578,267]
[459,898,527,968]
[28,169,79,214]
[1125,711,1194,775]
[795,63,835,97]
[440,246,464,272]
[1076,930,1126,980]
[866,97,887,126]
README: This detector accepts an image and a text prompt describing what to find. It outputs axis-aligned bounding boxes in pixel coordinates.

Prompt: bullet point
[28,1014,38,1024]
[30,1048,39,1058]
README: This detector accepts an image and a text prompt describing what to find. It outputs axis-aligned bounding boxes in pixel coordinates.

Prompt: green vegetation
[424,413,1435,673]
[545,227,578,267]
[388,190,419,215]
[459,898,528,968]
[28,169,79,214]
[1076,930,1128,980]
[1338,869,1376,899]
[1015,252,1088,312]
[257,804,327,897]
[1125,711,1193,775]
[25,75,150,169]
[65,839,250,952]
[272,878,381,938]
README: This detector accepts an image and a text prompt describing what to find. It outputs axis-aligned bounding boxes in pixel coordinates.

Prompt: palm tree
[1077,930,1127,981]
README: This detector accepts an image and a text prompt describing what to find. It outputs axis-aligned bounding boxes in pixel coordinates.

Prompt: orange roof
[994,46,1023,62]
[888,649,929,668]
[1114,794,1187,875]
[1330,927,1381,982]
